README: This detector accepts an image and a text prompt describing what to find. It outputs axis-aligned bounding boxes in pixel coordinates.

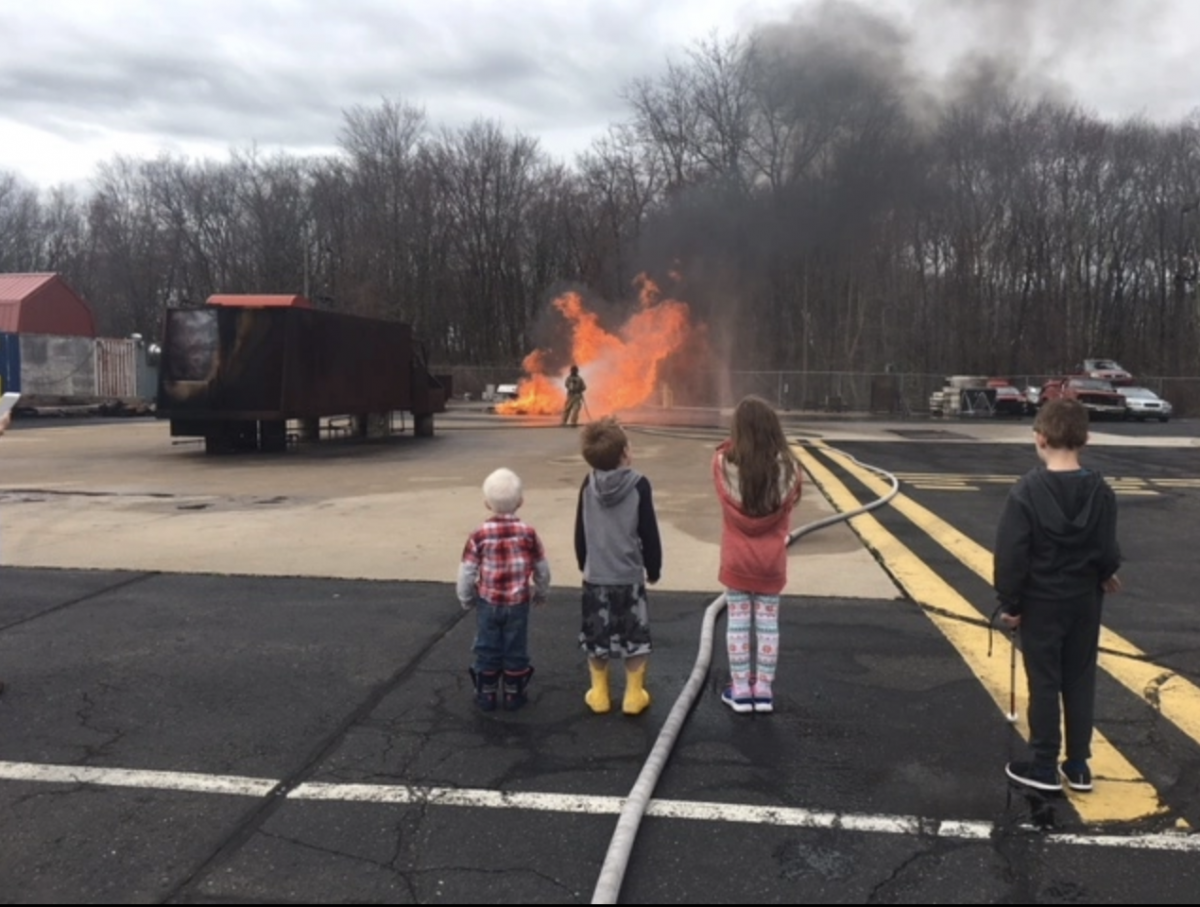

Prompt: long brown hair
[726,396,799,516]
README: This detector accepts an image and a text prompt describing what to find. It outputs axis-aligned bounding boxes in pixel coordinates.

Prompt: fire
[497,275,695,417]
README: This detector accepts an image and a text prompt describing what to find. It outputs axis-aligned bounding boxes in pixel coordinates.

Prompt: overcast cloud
[2,0,1197,188]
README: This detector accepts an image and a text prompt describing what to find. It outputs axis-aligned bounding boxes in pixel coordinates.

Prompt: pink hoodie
[713,440,802,595]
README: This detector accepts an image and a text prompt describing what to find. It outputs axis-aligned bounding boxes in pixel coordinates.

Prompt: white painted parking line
[294,782,619,812]
[0,760,276,797]
[2,760,1199,852]
[294,782,996,838]
[641,800,993,838]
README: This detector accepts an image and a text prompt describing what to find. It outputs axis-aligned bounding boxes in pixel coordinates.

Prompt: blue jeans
[472,600,531,672]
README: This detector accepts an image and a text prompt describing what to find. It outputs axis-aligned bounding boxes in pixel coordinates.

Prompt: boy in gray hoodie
[574,417,663,715]
[995,399,1122,794]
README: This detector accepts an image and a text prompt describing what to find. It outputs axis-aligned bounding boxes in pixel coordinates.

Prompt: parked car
[1037,377,1127,419]
[986,379,1032,416]
[481,383,520,402]
[1117,386,1173,422]
[1076,358,1134,385]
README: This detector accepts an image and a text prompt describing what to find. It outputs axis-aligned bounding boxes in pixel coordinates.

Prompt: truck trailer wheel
[204,420,258,454]
[260,419,287,453]
[414,413,435,437]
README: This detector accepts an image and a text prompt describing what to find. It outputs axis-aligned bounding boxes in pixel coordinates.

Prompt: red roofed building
[0,273,97,337]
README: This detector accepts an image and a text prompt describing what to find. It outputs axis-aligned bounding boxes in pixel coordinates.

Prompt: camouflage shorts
[579,581,652,659]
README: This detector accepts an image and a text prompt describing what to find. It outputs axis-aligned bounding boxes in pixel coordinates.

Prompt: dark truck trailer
[156,304,448,454]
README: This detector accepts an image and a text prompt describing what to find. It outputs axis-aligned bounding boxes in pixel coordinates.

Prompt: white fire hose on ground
[590,440,900,904]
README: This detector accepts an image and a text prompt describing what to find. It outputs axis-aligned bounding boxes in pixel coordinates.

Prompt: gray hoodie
[574,467,663,586]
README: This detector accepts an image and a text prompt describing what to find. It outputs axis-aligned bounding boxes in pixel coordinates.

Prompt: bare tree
[623,61,705,191]
[433,119,545,362]
[9,27,1200,384]
[0,172,43,272]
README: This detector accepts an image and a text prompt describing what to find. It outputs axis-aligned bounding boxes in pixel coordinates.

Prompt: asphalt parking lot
[1,410,1199,903]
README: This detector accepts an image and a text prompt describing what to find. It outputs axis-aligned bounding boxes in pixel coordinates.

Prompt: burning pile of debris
[497,275,698,418]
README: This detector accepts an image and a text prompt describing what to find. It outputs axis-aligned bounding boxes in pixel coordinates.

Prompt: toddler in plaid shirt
[457,468,551,711]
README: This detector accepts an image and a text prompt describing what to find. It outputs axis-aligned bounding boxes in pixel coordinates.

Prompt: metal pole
[1007,629,1019,723]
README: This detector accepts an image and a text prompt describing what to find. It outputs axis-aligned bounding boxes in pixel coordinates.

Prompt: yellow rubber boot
[585,660,611,714]
[622,662,651,715]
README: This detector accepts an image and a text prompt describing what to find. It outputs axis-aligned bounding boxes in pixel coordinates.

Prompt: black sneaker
[1061,760,1093,792]
[1005,761,1063,792]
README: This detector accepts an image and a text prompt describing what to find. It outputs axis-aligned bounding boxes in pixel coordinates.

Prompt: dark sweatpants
[1019,593,1103,767]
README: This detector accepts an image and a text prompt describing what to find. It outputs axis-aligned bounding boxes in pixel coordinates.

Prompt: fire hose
[590,439,900,904]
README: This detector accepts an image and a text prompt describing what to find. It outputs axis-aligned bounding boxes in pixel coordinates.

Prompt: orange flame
[497,275,695,417]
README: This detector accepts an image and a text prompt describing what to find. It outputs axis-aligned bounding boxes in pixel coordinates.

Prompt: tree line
[2,30,1199,377]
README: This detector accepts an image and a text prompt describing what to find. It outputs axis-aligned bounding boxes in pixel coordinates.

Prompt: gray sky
[2,0,1198,189]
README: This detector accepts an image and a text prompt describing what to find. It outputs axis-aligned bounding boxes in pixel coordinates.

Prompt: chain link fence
[436,365,1199,418]
[434,366,525,402]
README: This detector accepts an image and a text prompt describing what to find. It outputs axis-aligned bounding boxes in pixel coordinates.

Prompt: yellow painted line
[900,478,972,483]
[900,477,1016,487]
[893,475,1016,482]
[899,475,1198,492]
[816,441,1200,823]
[797,445,1165,824]
[892,482,1012,489]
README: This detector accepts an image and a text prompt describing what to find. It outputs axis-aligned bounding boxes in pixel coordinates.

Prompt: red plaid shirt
[460,515,548,606]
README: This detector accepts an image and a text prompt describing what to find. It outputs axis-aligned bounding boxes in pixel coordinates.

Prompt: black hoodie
[993,467,1121,614]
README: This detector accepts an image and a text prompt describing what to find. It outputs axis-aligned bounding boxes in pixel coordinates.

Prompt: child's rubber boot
[469,668,500,712]
[622,663,651,715]
[503,666,534,711]
[585,661,611,714]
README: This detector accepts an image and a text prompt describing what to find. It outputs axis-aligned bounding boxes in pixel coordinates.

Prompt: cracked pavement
[1,569,1198,903]
[0,415,1198,902]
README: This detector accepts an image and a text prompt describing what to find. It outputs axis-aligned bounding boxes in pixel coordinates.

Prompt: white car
[482,383,520,402]
[1117,386,1172,422]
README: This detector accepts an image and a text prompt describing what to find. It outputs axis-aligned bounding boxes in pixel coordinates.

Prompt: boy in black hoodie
[995,399,1122,793]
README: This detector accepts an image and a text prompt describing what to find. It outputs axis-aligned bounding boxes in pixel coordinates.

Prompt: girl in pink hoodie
[713,396,802,714]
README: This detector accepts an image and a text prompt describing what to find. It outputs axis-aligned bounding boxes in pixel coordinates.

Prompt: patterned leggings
[725,590,780,699]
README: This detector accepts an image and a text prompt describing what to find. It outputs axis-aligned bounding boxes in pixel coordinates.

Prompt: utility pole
[1174,202,1197,375]
[302,221,311,300]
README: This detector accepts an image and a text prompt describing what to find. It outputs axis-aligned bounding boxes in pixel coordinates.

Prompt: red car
[1037,377,1127,418]
[986,379,1033,416]
[1076,358,1134,386]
